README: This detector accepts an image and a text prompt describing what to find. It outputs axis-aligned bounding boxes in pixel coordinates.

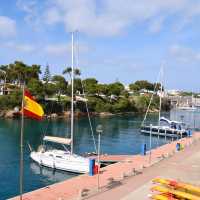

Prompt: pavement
[87,136,200,200]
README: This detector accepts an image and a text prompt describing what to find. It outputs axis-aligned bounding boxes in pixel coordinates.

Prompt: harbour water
[0,109,199,199]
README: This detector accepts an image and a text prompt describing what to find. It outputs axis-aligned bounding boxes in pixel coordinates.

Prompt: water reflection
[30,162,76,183]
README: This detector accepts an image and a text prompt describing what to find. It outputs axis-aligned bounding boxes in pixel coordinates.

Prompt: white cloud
[44,42,89,56]
[149,16,165,33]
[43,0,191,36]
[16,0,200,36]
[169,44,200,63]
[45,7,61,25]
[3,42,35,53]
[44,44,69,55]
[16,0,42,30]
[0,16,16,37]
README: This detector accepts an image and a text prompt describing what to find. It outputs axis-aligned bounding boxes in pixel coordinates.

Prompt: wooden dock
[10,132,200,200]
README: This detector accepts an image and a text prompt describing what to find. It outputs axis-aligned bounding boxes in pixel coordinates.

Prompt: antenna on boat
[158,62,164,126]
[71,31,74,155]
[141,68,162,127]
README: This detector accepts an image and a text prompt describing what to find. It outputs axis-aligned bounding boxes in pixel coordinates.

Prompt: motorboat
[141,117,188,138]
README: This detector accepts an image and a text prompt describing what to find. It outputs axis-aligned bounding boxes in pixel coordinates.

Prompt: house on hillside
[139,89,156,96]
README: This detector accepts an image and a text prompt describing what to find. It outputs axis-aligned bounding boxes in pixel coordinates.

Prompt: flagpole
[20,84,25,200]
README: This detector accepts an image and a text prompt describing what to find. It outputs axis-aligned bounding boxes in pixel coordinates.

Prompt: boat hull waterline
[141,126,188,138]
[30,150,90,174]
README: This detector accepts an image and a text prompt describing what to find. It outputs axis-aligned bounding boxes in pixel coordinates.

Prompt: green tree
[26,64,41,81]
[97,84,109,95]
[74,78,83,94]
[129,83,140,91]
[9,61,27,85]
[43,64,51,83]
[52,75,68,95]
[134,80,154,91]
[135,95,150,112]
[107,82,124,96]
[27,78,44,99]
[0,90,22,109]
[112,98,131,113]
[82,78,98,94]
[44,83,57,96]
[0,67,7,88]
[62,67,81,80]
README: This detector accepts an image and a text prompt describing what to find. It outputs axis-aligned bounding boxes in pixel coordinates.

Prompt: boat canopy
[160,117,184,125]
[43,136,71,145]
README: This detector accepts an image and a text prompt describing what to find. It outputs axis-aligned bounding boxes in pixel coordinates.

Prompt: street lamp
[96,124,103,190]
[149,124,152,165]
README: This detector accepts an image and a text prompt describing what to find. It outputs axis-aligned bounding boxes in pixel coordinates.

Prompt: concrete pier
[10,132,200,200]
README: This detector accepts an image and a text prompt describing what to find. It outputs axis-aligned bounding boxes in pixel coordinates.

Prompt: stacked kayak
[151,178,200,200]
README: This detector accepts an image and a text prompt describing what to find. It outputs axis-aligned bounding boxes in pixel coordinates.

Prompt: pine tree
[43,64,51,83]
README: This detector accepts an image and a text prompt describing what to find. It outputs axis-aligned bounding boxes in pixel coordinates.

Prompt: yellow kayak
[151,185,200,200]
[152,178,200,196]
[151,193,178,200]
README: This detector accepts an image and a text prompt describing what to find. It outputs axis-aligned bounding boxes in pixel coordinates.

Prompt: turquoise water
[0,110,199,199]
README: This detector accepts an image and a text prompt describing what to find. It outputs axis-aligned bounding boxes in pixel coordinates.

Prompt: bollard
[132,168,136,176]
[180,143,184,150]
[176,143,181,151]
[93,164,99,175]
[186,130,192,137]
[141,143,147,155]
[188,130,192,137]
[89,159,95,176]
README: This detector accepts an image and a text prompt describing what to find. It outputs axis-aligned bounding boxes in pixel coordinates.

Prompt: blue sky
[0,0,200,91]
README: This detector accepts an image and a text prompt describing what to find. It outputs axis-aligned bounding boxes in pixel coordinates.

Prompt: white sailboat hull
[30,150,90,174]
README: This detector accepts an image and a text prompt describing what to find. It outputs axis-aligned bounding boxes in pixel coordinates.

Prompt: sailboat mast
[71,32,74,154]
[20,84,25,200]
[158,66,163,126]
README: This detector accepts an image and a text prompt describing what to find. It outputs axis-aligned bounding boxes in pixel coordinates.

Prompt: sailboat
[140,66,188,138]
[30,32,90,173]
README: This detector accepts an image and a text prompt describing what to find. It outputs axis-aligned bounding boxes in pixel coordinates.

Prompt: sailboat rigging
[30,32,90,173]
[140,65,188,138]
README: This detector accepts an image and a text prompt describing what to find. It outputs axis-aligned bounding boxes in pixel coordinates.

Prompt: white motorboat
[141,117,188,138]
[30,32,90,173]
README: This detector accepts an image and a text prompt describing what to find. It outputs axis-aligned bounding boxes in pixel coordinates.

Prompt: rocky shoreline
[0,108,160,119]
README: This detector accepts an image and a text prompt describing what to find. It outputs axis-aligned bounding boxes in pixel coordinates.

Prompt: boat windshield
[44,142,70,152]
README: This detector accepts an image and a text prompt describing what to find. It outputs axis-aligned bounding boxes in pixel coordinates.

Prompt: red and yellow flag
[22,90,44,120]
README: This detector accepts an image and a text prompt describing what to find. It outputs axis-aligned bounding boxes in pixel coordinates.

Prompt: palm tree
[74,68,81,76]
[62,67,81,80]
[63,67,72,80]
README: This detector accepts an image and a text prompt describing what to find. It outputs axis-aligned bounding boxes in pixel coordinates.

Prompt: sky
[0,0,200,91]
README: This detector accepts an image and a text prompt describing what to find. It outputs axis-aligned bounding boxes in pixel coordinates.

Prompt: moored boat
[30,136,90,173]
[140,66,189,138]
[30,32,91,174]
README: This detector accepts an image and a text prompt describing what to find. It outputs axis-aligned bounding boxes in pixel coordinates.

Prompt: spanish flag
[23,90,44,120]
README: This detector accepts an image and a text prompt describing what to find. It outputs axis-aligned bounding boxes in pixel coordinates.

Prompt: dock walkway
[10,132,200,200]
